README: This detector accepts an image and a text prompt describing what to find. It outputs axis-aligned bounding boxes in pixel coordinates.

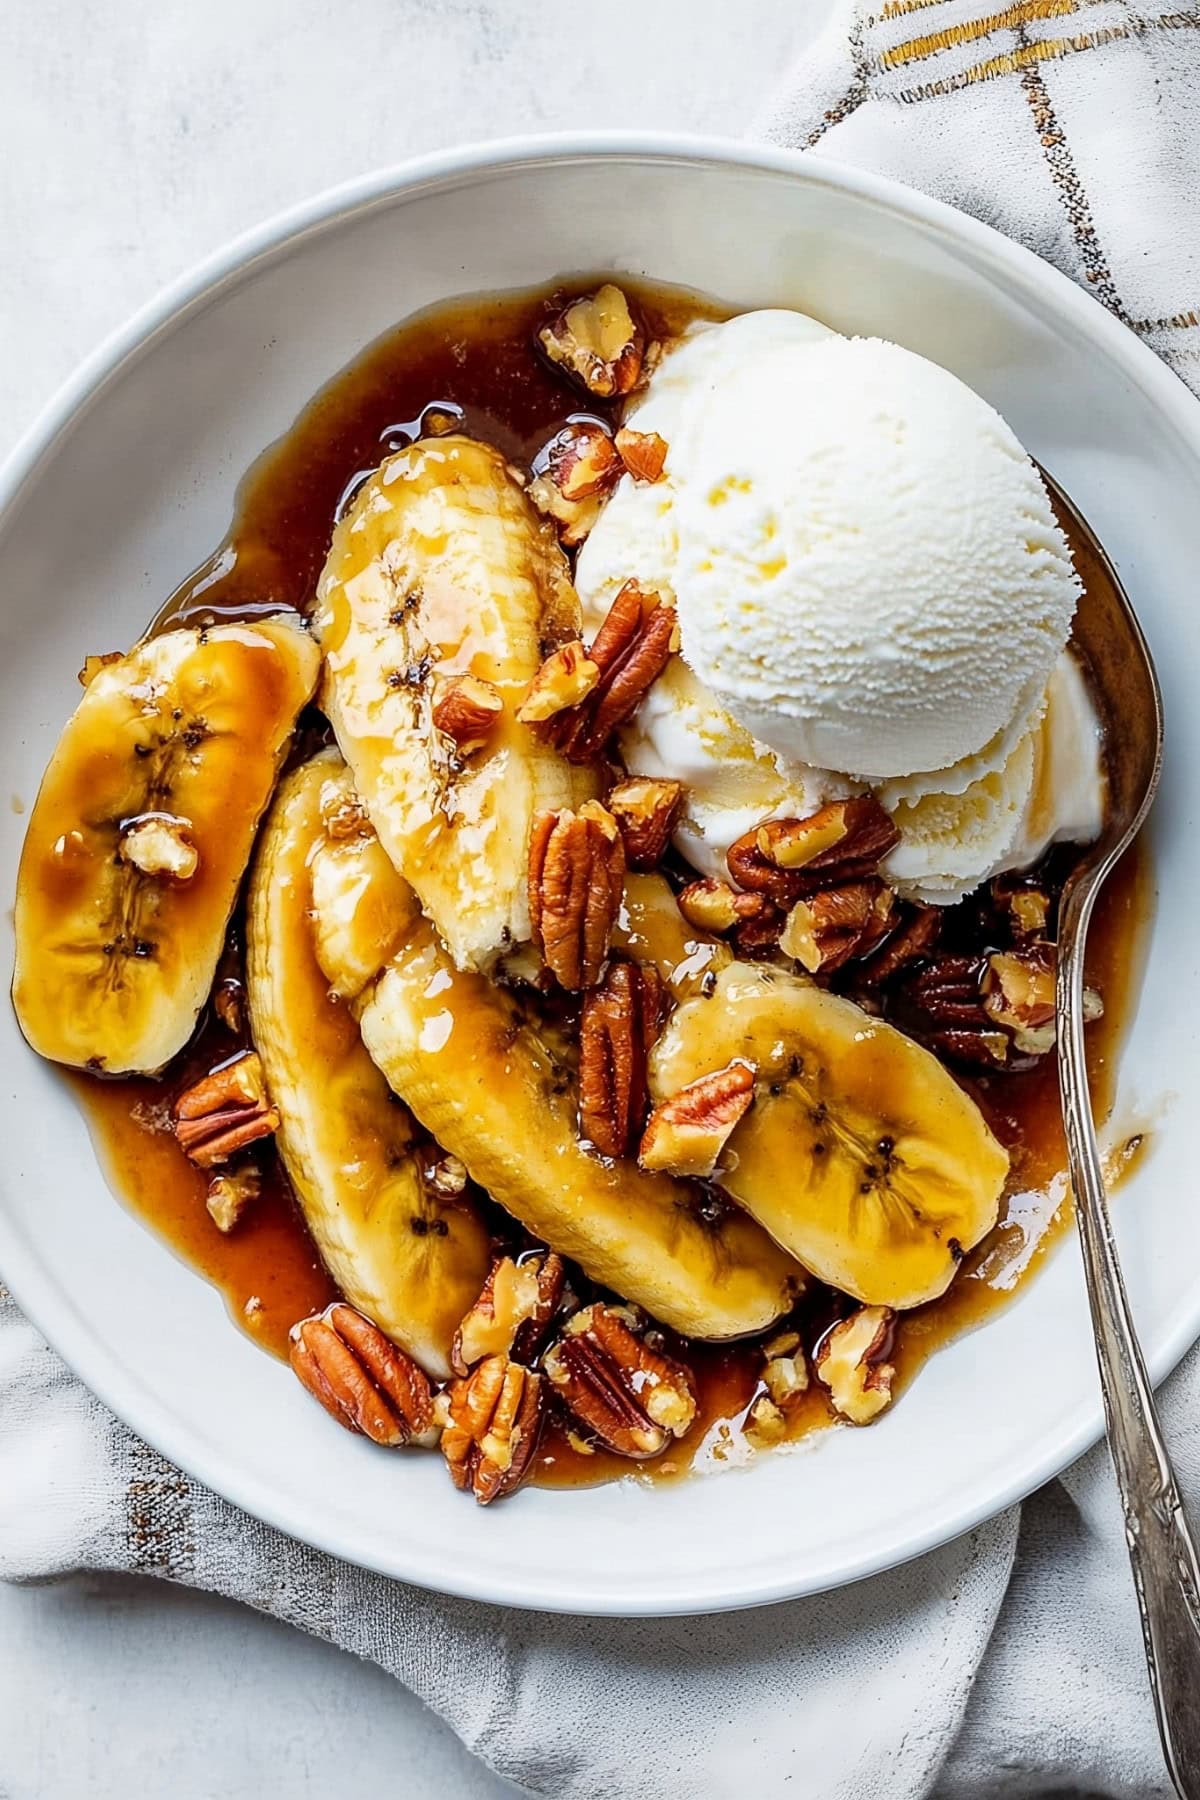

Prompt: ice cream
[575,311,1104,903]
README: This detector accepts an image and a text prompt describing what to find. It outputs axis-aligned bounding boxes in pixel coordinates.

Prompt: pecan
[289,1302,437,1447]
[579,960,664,1157]
[543,582,679,763]
[437,1355,544,1504]
[528,800,625,990]
[535,284,645,398]
[543,1304,697,1458]
[990,873,1054,942]
[606,777,683,870]
[761,1329,809,1407]
[856,905,942,987]
[430,674,503,753]
[119,814,199,882]
[901,953,1010,1068]
[728,797,900,907]
[451,1252,566,1376]
[428,1153,468,1197]
[779,881,895,975]
[744,1394,789,1448]
[173,1052,280,1168]
[517,641,600,724]
[528,420,624,547]
[614,427,668,483]
[815,1306,896,1426]
[639,1058,755,1179]
[676,879,781,949]
[982,941,1057,1055]
[205,1165,261,1234]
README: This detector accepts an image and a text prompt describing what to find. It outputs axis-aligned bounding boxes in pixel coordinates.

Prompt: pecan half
[856,905,942,987]
[579,960,665,1157]
[517,641,600,724]
[543,582,679,763]
[289,1302,437,1447]
[639,1058,755,1178]
[120,814,199,882]
[173,1052,280,1168]
[901,953,1009,1068]
[982,942,1057,1055]
[205,1165,261,1234]
[606,777,683,870]
[614,427,668,483]
[528,800,625,990]
[437,1355,544,1504]
[779,881,895,975]
[728,797,900,907]
[451,1252,566,1376]
[431,674,503,753]
[543,1304,697,1458]
[528,420,624,546]
[815,1306,896,1426]
[535,284,645,398]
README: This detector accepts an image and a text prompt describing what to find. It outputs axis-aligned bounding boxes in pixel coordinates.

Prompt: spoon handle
[1058,878,1200,1800]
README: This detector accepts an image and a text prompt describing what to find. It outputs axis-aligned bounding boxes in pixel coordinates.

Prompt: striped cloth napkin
[4,6,1200,1796]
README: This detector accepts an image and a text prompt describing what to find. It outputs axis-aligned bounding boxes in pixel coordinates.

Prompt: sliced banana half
[247,750,491,1380]
[649,962,1009,1310]
[313,435,594,973]
[350,919,802,1342]
[13,619,320,1075]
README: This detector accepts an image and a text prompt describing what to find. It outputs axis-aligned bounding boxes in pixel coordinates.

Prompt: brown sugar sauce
[67,282,1152,1487]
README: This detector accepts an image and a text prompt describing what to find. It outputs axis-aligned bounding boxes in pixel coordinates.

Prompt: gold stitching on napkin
[882,0,1074,68]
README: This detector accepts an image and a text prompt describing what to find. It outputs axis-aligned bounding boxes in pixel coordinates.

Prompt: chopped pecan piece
[606,777,683,869]
[173,1052,280,1168]
[431,674,503,753]
[437,1355,544,1504]
[543,581,679,763]
[991,873,1054,942]
[676,878,780,948]
[815,1306,896,1425]
[639,1058,755,1179]
[528,420,625,547]
[289,1302,437,1447]
[427,1153,468,1197]
[761,1330,810,1408]
[528,800,625,990]
[544,1304,697,1458]
[982,942,1057,1055]
[728,797,899,907]
[614,427,668,483]
[856,905,942,987]
[536,284,645,398]
[205,1165,261,1234]
[517,641,601,724]
[579,960,664,1157]
[780,881,895,975]
[120,814,199,882]
[451,1252,565,1376]
[744,1394,789,1448]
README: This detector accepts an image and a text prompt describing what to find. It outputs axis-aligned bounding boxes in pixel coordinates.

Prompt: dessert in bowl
[10,275,1140,1504]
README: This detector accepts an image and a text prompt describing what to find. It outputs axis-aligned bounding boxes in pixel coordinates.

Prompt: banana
[13,619,319,1075]
[313,435,594,972]
[246,750,491,1379]
[350,920,803,1341]
[648,963,1009,1310]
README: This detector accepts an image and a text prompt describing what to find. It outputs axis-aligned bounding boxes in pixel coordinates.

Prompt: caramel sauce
[61,281,1152,1487]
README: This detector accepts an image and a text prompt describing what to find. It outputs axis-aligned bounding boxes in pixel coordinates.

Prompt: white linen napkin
[4,6,1200,1794]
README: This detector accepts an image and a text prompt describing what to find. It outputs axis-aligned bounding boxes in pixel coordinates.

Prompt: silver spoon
[1052,484,1200,1798]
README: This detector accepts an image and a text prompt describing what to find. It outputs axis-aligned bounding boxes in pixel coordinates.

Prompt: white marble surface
[0,3,827,1794]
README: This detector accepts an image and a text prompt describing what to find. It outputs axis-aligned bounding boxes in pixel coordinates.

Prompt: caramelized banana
[349,923,803,1341]
[247,752,491,1378]
[313,436,594,972]
[13,620,319,1074]
[649,962,1009,1309]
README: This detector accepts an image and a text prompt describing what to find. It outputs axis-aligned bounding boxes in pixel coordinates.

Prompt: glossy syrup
[69,282,1153,1488]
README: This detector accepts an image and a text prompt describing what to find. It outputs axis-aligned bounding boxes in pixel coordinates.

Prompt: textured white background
[0,2,828,1794]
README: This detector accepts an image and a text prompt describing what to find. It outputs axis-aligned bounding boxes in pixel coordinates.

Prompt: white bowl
[1,135,1197,1617]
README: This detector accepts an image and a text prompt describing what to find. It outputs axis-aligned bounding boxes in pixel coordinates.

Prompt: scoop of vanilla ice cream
[672,333,1080,779]
[575,311,1103,903]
